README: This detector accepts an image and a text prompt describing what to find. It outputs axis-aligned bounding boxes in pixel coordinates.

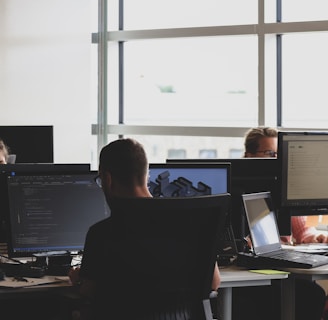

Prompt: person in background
[239,126,326,320]
[68,138,221,319]
[244,126,328,244]
[0,138,9,164]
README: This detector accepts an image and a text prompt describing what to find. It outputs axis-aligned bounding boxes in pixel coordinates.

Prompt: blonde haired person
[0,139,9,164]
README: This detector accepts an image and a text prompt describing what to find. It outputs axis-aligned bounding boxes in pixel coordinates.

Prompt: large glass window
[2,1,328,167]
[108,134,244,163]
[123,36,258,127]
[123,0,257,30]
[282,32,328,128]
[282,0,328,22]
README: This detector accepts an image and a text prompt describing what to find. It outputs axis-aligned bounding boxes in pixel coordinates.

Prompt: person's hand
[302,233,328,243]
[68,267,81,286]
[315,233,328,243]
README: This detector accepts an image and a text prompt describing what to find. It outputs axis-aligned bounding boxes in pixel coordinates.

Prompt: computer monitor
[148,162,230,197]
[166,158,284,238]
[5,170,110,258]
[0,164,91,243]
[278,131,328,216]
[0,125,54,163]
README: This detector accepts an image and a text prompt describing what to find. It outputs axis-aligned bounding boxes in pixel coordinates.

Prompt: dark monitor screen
[166,158,285,238]
[278,131,328,215]
[0,163,91,243]
[5,170,110,258]
[148,162,230,197]
[0,125,54,163]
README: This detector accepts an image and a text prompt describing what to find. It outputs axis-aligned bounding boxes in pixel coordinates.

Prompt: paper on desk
[0,276,65,288]
[282,243,328,253]
[249,269,290,275]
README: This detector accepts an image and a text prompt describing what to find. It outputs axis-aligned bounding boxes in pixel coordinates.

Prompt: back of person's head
[0,138,9,164]
[244,127,277,156]
[99,138,148,187]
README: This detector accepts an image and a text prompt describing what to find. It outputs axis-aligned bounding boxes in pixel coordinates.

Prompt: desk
[281,264,328,320]
[0,276,74,319]
[219,264,328,320]
[218,266,289,320]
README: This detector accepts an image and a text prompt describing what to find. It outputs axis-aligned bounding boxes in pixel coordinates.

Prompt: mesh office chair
[86,194,230,320]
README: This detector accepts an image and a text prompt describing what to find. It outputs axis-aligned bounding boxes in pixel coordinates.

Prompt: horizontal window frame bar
[92,124,328,138]
[91,21,328,43]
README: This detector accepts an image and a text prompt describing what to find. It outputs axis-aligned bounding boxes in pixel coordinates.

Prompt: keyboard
[0,263,45,278]
[237,249,328,269]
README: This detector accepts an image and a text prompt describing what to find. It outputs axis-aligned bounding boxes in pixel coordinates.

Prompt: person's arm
[212,262,221,291]
[68,267,96,297]
[292,216,328,243]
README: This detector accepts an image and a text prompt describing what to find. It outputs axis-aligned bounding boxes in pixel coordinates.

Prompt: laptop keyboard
[262,249,328,265]
[269,250,315,260]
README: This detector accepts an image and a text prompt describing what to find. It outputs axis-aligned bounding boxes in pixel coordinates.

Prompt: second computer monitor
[166,158,282,239]
[148,162,230,198]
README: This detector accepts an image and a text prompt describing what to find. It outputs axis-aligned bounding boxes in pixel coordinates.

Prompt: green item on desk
[249,269,290,275]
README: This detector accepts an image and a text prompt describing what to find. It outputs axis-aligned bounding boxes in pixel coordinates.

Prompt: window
[99,0,328,163]
[123,37,258,127]
[282,33,328,128]
[2,1,328,166]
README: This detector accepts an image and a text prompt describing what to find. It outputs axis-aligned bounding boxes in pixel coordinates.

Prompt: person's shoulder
[89,216,112,232]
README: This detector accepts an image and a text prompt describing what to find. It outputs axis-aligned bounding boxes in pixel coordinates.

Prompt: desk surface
[218,265,289,320]
[0,275,69,289]
[283,264,328,274]
[219,265,288,286]
[0,275,72,299]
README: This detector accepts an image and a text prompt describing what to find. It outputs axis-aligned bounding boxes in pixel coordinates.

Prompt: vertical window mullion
[98,0,108,153]
[118,0,124,135]
[258,0,265,126]
[276,0,282,126]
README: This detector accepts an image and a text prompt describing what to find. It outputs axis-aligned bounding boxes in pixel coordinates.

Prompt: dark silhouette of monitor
[0,125,54,163]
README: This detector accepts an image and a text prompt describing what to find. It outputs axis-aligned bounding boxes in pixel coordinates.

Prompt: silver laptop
[241,191,328,268]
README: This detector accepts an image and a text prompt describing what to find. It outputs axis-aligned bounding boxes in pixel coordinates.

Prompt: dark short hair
[244,127,277,155]
[99,138,148,186]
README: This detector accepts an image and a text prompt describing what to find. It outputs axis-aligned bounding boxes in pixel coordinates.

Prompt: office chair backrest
[94,194,231,320]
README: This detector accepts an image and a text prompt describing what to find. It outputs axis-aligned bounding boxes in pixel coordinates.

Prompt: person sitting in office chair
[233,126,326,320]
[0,138,9,164]
[68,138,221,319]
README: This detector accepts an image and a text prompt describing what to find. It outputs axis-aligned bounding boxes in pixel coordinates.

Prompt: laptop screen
[148,163,230,197]
[242,192,281,254]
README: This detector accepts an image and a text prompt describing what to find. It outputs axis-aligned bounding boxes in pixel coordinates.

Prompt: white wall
[0,0,97,166]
